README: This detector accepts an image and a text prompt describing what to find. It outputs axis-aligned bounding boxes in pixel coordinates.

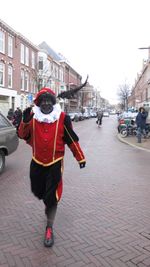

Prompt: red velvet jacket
[18,112,85,167]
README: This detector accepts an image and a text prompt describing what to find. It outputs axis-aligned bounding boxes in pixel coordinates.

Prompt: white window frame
[24,71,29,91]
[30,79,33,93]
[25,47,29,66]
[8,36,13,58]
[21,44,25,64]
[21,70,24,90]
[0,31,5,54]
[31,78,36,93]
[0,62,5,86]
[8,65,13,88]
[31,51,35,69]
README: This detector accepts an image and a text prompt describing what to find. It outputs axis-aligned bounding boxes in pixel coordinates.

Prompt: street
[1,116,150,267]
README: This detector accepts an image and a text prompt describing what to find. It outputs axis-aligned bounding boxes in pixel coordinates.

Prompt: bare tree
[117,82,131,111]
[31,59,53,92]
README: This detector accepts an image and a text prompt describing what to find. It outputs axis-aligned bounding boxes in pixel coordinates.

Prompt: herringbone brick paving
[1,117,150,266]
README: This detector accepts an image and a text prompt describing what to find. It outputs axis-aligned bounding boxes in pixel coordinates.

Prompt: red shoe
[44,226,54,247]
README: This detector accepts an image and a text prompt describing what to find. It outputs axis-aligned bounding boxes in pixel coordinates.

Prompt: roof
[0,19,39,51]
[38,41,62,61]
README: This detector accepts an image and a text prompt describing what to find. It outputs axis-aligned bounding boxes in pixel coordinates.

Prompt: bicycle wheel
[120,128,128,137]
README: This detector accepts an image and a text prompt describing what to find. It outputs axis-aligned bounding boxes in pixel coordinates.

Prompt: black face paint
[40,99,53,114]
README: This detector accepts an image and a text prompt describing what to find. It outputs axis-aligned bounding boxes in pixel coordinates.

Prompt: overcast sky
[1,0,150,104]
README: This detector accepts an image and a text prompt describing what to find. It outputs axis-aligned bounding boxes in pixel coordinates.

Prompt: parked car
[74,113,80,122]
[77,112,84,121]
[110,110,116,115]
[90,112,97,118]
[83,112,90,119]
[103,111,109,117]
[0,112,19,174]
[68,112,76,121]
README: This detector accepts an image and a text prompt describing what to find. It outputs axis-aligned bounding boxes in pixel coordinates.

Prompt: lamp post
[81,90,84,114]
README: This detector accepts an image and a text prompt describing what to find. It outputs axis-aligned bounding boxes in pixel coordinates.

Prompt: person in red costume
[18,87,86,247]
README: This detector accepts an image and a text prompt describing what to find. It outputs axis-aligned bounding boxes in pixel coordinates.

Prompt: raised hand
[23,107,34,123]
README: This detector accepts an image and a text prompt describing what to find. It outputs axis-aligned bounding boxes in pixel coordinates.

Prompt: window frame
[0,62,5,86]
[24,71,29,92]
[8,65,13,88]
[31,51,35,69]
[25,47,29,66]
[8,35,13,58]
[21,43,25,64]
[21,69,24,90]
[0,30,5,54]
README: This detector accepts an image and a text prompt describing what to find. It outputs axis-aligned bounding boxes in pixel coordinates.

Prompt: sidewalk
[118,133,150,152]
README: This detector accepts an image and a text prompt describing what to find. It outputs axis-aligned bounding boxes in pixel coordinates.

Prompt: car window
[0,114,11,128]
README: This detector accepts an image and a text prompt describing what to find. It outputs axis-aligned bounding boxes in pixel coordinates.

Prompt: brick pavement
[1,118,150,267]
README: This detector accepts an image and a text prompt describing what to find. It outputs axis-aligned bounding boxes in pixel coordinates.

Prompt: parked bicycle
[120,124,137,138]
[120,123,150,138]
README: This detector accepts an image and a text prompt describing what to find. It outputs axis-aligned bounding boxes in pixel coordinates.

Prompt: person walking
[18,87,86,248]
[136,107,148,143]
[96,110,103,126]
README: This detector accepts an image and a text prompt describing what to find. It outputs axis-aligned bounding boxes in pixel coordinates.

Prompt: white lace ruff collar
[33,103,61,123]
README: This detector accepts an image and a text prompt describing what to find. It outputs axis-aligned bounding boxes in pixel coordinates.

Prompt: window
[0,31,5,53]
[59,68,64,82]
[21,44,25,64]
[20,95,24,110]
[8,65,13,88]
[0,113,10,128]
[25,47,29,66]
[31,78,36,93]
[0,63,5,86]
[55,66,58,79]
[39,57,43,70]
[21,70,24,90]
[31,51,35,69]
[24,71,29,91]
[8,36,13,57]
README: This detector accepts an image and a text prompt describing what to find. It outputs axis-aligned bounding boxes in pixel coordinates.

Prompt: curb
[117,134,150,153]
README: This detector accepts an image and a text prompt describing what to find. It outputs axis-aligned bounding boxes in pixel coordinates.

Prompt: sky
[1,0,150,104]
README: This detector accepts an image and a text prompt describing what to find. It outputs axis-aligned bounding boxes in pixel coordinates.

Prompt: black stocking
[46,203,57,227]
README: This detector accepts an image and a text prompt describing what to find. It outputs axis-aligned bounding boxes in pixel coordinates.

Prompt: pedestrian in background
[96,110,103,126]
[7,108,14,121]
[136,107,148,143]
[13,107,22,131]
[18,87,86,248]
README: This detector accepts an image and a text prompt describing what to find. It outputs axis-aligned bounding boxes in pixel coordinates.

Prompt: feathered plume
[57,75,89,99]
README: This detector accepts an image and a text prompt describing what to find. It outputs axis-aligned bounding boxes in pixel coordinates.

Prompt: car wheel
[120,129,128,138]
[0,150,5,174]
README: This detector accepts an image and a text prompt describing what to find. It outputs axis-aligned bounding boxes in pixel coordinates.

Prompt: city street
[1,116,150,267]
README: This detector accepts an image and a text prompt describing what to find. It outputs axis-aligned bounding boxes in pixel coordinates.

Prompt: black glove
[23,107,34,123]
[79,161,86,169]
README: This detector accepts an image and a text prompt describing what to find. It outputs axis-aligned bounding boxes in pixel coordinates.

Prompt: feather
[57,75,88,99]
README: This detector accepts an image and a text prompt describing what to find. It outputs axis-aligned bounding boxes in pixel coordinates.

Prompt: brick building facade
[0,19,38,116]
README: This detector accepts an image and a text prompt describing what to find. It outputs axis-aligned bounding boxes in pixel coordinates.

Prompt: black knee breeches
[30,160,62,208]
